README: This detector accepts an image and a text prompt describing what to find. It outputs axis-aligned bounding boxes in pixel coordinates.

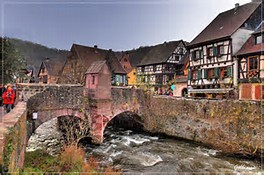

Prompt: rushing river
[84,127,262,174]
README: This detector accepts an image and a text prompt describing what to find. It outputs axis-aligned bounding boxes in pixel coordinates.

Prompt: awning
[188,88,234,94]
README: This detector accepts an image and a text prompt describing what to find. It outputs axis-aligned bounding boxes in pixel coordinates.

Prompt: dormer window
[255,35,263,44]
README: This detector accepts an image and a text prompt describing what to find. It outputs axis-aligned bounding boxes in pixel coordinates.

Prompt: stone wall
[142,96,264,156]
[1,102,28,173]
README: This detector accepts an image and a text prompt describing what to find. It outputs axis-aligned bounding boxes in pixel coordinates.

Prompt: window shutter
[200,50,203,59]
[214,67,219,78]
[213,47,218,56]
[191,52,195,61]
[188,70,192,80]
[198,69,202,80]
[227,66,232,77]
[203,69,208,79]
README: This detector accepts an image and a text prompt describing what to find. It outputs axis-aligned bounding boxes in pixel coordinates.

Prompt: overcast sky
[0,0,251,51]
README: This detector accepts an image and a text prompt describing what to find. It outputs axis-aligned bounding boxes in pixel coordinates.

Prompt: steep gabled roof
[38,58,64,77]
[189,2,261,47]
[106,51,127,74]
[85,61,107,74]
[137,40,183,66]
[71,44,126,74]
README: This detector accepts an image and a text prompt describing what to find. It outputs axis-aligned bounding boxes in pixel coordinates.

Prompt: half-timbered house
[137,40,187,86]
[187,1,263,98]
[237,23,264,100]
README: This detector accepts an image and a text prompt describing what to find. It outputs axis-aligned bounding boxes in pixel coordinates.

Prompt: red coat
[2,90,15,104]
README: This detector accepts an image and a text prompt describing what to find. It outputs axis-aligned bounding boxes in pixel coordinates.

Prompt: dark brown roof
[236,35,264,56]
[189,2,261,47]
[138,40,183,66]
[106,51,127,74]
[71,44,126,74]
[39,58,64,76]
[85,61,106,74]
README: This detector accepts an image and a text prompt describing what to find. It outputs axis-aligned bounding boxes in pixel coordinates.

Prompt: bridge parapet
[16,83,83,102]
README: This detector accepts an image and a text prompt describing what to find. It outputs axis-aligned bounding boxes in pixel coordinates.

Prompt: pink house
[85,61,111,99]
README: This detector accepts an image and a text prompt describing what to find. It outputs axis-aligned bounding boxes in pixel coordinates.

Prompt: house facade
[38,58,63,84]
[187,1,263,98]
[137,40,187,87]
[58,44,127,86]
[85,61,111,99]
[237,24,264,100]
[173,54,189,97]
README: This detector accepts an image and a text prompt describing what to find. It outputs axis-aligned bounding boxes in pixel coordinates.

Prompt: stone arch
[27,109,86,132]
[182,88,188,97]
[106,111,144,131]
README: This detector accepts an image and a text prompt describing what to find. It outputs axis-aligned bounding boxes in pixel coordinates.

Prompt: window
[207,69,214,79]
[192,70,198,80]
[191,50,202,60]
[207,47,213,57]
[195,50,201,59]
[218,45,225,55]
[249,57,258,71]
[220,67,227,78]
[156,65,162,71]
[144,65,153,72]
[255,35,263,44]
[124,58,128,62]
[92,76,95,84]
[41,67,45,73]
[137,67,142,73]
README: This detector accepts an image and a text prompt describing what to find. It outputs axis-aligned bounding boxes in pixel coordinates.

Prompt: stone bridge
[1,83,263,173]
[1,83,149,172]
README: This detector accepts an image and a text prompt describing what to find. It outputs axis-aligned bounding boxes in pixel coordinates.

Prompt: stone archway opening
[26,114,90,156]
[105,111,144,133]
[182,88,188,97]
[26,117,63,156]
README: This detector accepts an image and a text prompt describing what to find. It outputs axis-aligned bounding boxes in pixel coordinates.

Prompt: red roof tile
[236,35,264,56]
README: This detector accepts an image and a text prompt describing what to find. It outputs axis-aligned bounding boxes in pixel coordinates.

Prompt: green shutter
[191,52,195,61]
[198,69,202,80]
[213,47,218,56]
[214,67,219,78]
[227,66,232,77]
[188,70,192,80]
[203,69,208,79]
[200,50,203,59]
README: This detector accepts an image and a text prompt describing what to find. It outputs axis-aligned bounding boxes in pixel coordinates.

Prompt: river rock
[26,117,63,155]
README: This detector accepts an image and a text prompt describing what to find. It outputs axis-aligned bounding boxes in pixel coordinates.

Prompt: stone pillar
[90,115,104,144]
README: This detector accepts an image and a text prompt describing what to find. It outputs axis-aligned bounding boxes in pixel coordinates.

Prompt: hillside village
[9,1,264,101]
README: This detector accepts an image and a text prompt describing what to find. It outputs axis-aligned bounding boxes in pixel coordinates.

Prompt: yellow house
[118,53,138,86]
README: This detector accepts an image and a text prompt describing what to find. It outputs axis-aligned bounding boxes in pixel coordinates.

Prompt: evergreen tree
[0,38,26,84]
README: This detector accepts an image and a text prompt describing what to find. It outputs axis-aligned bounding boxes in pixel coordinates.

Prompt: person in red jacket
[2,84,15,113]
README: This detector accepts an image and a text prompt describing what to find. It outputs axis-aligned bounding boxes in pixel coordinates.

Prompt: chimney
[45,57,50,61]
[94,45,98,53]
[235,3,239,10]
